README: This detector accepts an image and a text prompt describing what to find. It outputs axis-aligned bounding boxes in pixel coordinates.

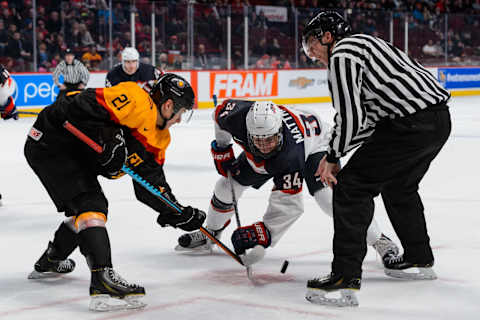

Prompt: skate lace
[373,236,399,258]
[57,259,74,272]
[190,230,207,242]
[107,268,138,288]
[386,255,404,265]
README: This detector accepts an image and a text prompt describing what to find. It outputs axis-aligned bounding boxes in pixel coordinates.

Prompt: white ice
[0,97,479,320]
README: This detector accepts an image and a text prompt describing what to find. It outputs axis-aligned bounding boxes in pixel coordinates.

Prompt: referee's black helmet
[302,11,351,49]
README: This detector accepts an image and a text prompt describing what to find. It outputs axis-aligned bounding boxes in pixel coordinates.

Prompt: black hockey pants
[331,103,451,278]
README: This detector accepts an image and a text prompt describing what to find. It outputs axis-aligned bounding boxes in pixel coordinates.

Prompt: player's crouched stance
[24,73,205,311]
[176,99,399,272]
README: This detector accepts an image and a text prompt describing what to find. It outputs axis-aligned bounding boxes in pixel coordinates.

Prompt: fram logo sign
[211,71,278,99]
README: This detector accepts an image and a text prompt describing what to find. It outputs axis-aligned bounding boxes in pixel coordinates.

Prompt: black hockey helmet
[302,11,351,56]
[150,73,195,113]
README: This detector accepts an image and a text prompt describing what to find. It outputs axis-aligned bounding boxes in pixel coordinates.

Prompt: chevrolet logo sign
[289,77,314,89]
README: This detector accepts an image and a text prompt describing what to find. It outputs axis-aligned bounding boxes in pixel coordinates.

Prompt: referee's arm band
[326,152,340,163]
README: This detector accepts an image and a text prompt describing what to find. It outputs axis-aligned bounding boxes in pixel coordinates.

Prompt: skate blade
[385,267,437,280]
[174,244,213,255]
[28,270,64,280]
[89,294,147,312]
[305,288,359,307]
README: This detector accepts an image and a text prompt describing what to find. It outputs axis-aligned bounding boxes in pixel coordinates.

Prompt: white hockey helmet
[121,47,139,72]
[246,101,284,159]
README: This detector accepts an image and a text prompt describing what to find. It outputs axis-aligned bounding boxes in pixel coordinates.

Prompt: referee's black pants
[331,104,451,279]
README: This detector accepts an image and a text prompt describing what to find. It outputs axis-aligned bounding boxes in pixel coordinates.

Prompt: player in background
[52,48,90,99]
[105,47,162,91]
[176,100,399,268]
[24,73,205,311]
[0,64,17,206]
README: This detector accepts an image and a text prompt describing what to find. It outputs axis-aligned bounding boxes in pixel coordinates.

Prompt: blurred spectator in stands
[158,52,169,71]
[362,16,376,34]
[268,38,281,57]
[46,11,62,34]
[447,38,464,62]
[167,34,181,51]
[232,49,243,69]
[37,19,48,38]
[422,39,442,57]
[255,54,270,69]
[253,10,268,30]
[194,43,210,69]
[252,38,268,60]
[82,44,103,70]
[53,48,89,98]
[113,2,127,26]
[38,41,50,69]
[49,33,67,58]
[173,54,184,70]
[0,19,7,56]
[7,23,17,39]
[7,31,31,71]
[79,23,94,47]
[166,18,185,39]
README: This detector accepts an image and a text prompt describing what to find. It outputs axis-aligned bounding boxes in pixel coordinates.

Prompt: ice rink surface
[0,97,479,319]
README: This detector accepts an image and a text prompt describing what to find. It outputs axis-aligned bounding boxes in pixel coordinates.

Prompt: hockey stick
[63,120,245,266]
[15,111,40,115]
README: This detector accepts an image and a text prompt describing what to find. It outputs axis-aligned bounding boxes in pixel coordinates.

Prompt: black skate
[384,255,437,280]
[89,267,146,311]
[175,222,229,254]
[306,273,361,307]
[372,234,400,267]
[28,241,76,279]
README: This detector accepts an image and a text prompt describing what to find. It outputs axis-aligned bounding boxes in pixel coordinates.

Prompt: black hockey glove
[211,140,239,177]
[231,221,272,255]
[157,206,206,232]
[98,127,127,178]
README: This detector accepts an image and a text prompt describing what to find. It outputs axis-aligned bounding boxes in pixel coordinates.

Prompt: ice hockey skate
[383,255,437,280]
[306,272,360,307]
[89,267,146,311]
[372,234,400,267]
[175,227,223,254]
[28,241,76,279]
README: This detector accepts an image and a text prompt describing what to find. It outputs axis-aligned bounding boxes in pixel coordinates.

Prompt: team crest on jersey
[28,126,43,141]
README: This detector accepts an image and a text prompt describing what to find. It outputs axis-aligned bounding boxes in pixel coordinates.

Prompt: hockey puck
[280,260,289,273]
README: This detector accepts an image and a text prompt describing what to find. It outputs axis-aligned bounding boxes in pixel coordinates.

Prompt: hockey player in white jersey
[176,99,399,267]
[0,64,17,206]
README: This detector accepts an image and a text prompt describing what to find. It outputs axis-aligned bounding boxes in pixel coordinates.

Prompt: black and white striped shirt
[326,34,450,161]
[52,59,90,86]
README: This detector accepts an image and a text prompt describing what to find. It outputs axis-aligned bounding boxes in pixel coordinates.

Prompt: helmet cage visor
[247,130,283,159]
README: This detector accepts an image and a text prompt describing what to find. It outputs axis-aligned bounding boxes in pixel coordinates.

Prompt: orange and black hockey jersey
[30,82,173,196]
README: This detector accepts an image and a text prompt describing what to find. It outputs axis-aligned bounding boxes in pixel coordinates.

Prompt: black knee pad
[65,192,108,218]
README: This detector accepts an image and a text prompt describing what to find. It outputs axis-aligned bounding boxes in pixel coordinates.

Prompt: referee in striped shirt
[302,11,451,305]
[52,48,90,99]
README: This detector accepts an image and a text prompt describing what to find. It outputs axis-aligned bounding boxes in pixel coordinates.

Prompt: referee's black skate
[28,241,76,279]
[89,267,146,311]
[384,255,437,280]
[306,272,360,307]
